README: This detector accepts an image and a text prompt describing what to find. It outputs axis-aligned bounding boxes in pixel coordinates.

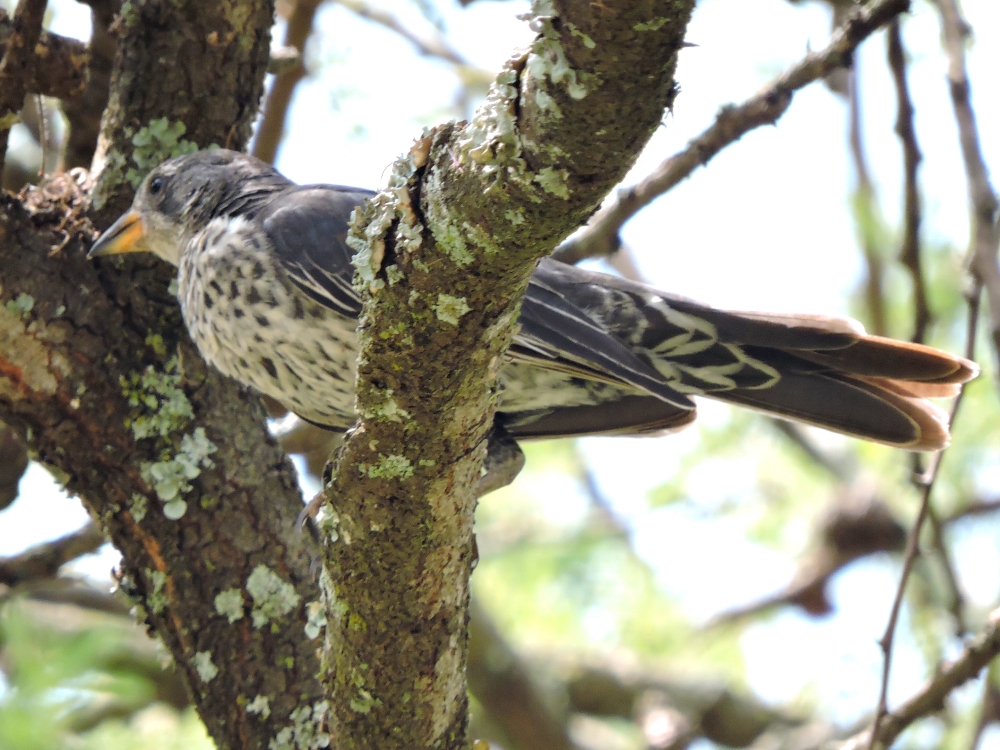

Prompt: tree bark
[0,3,335,749]
[321,2,695,747]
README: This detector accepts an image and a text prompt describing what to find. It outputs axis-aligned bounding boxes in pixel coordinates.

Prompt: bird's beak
[88,211,146,258]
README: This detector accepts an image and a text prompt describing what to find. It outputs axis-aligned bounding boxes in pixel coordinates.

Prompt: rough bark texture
[320,2,695,747]
[0,3,338,749]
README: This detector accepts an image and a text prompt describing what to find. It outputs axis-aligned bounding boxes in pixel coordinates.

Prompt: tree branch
[551,0,911,266]
[886,21,930,344]
[0,10,89,101]
[321,3,696,746]
[0,522,105,587]
[0,0,48,177]
[252,0,324,165]
[935,0,1000,375]
[836,609,1000,750]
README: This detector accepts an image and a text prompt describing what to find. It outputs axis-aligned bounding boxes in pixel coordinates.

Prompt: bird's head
[88,149,291,266]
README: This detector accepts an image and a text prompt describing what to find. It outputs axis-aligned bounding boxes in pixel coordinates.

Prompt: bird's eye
[149,176,164,195]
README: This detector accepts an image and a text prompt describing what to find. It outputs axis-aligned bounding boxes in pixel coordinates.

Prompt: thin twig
[837,606,1000,750]
[551,0,912,265]
[886,21,930,344]
[942,498,1000,525]
[0,0,49,178]
[935,0,1000,373]
[927,504,967,636]
[847,63,888,337]
[252,0,325,164]
[867,280,982,749]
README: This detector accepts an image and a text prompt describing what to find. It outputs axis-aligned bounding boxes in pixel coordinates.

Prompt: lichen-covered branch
[321,2,695,747]
[0,3,343,749]
[552,0,911,265]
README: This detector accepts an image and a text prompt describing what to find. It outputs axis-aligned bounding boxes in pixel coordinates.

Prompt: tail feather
[713,370,951,450]
[516,260,979,451]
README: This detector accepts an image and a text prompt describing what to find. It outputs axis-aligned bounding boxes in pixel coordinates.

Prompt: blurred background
[0,0,998,748]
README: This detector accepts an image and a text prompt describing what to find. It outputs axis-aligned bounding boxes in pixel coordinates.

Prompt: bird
[89,149,977,476]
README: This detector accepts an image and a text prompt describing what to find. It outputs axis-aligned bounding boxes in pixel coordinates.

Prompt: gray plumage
[90,150,978,451]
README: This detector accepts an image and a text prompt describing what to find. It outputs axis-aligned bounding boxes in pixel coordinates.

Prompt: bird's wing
[257,185,373,316]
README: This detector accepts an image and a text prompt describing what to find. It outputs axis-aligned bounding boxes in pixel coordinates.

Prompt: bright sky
[3,0,999,740]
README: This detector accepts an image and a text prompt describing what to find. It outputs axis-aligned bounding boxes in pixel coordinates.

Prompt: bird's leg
[476,425,525,497]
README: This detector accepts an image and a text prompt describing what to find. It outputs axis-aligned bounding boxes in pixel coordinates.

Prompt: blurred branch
[551,0,911,265]
[868,275,982,748]
[886,21,930,344]
[0,0,48,177]
[708,494,906,627]
[329,0,493,114]
[926,505,967,636]
[835,609,1000,750]
[942,498,1000,525]
[60,1,117,169]
[468,598,577,750]
[332,0,466,66]
[252,0,325,164]
[847,64,888,337]
[565,656,802,748]
[966,665,1000,750]
[935,0,1000,373]
[770,420,853,482]
[0,425,29,511]
[0,10,89,100]
[0,522,106,587]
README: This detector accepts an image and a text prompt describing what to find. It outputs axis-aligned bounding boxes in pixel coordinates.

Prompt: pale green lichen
[418,458,437,468]
[269,701,331,750]
[147,569,168,614]
[214,588,246,623]
[365,390,411,424]
[129,494,147,523]
[193,651,219,683]
[568,22,596,48]
[246,565,301,629]
[534,167,571,199]
[361,454,413,479]
[140,427,217,512]
[304,601,326,640]
[119,0,138,26]
[525,7,601,101]
[383,264,404,286]
[504,208,526,225]
[247,695,271,720]
[127,118,199,187]
[433,294,471,326]
[5,293,34,320]
[349,689,375,714]
[346,201,392,289]
[635,17,669,31]
[121,356,194,440]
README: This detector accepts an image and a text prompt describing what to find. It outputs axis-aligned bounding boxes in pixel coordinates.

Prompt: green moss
[129,493,148,523]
